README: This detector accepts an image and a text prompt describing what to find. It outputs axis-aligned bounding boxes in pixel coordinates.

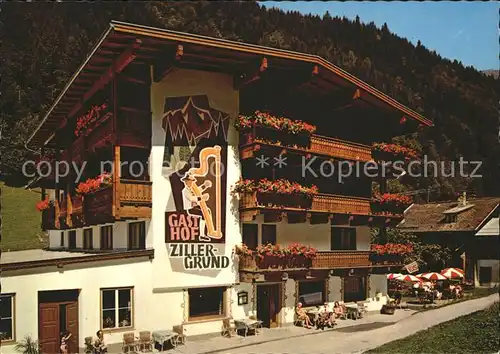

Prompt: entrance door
[343,277,366,303]
[479,267,492,285]
[66,302,79,353]
[39,303,59,354]
[257,284,281,328]
[39,290,79,354]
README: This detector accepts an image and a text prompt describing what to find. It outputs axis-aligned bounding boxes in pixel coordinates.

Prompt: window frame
[242,224,258,250]
[187,286,227,322]
[100,287,134,331]
[261,224,277,245]
[297,280,326,307]
[68,230,77,249]
[0,293,15,342]
[83,228,94,250]
[330,227,357,251]
[128,222,146,250]
[100,225,113,250]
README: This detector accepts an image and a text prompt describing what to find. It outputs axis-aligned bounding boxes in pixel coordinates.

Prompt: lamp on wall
[348,269,355,276]
[282,272,289,281]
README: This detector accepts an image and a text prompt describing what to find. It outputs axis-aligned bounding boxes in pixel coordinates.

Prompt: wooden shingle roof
[398,198,500,233]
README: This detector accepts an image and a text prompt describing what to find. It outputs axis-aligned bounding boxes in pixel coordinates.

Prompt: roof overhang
[26,20,433,149]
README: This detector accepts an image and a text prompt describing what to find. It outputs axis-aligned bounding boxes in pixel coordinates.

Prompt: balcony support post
[112,145,121,218]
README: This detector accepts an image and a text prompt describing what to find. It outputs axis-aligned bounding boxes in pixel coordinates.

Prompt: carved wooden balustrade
[239,251,372,272]
[240,133,372,162]
[239,192,403,222]
[84,179,152,224]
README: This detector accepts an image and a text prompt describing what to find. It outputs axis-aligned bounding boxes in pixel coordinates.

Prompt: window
[445,214,458,223]
[83,229,93,250]
[262,224,276,245]
[331,227,356,250]
[100,226,113,250]
[60,232,65,247]
[298,280,325,306]
[188,287,226,320]
[0,294,15,341]
[68,230,77,249]
[242,224,258,250]
[128,222,146,250]
[479,267,492,285]
[101,288,133,329]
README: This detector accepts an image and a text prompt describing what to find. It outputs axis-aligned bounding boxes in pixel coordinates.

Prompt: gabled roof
[397,197,500,233]
[26,20,432,148]
[476,217,499,236]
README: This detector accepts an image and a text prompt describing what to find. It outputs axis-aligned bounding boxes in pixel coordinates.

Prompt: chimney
[462,191,467,206]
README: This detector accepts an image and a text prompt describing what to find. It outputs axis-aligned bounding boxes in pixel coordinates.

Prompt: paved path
[210,293,499,354]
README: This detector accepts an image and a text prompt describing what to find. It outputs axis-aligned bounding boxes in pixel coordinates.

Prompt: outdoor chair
[357,303,368,317]
[84,336,95,354]
[138,331,153,352]
[293,314,305,327]
[221,319,237,338]
[122,332,138,353]
[173,325,186,345]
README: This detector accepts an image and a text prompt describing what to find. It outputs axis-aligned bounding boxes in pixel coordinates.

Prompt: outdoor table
[234,318,263,337]
[344,304,361,320]
[306,308,320,324]
[152,330,179,351]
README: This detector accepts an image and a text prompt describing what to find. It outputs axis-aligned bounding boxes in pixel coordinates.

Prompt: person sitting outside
[295,302,313,329]
[333,301,346,319]
[318,302,336,329]
[94,330,107,353]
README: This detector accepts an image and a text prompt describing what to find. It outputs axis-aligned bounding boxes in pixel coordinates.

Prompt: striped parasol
[420,272,447,281]
[441,268,464,279]
[387,273,403,280]
[397,274,422,282]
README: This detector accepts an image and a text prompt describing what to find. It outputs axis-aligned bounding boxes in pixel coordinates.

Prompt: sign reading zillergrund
[168,243,230,270]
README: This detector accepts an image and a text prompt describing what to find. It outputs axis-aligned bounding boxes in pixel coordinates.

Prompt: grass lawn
[1,182,48,251]
[366,301,500,354]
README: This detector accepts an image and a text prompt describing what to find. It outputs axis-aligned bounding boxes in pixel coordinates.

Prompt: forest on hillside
[1,1,498,199]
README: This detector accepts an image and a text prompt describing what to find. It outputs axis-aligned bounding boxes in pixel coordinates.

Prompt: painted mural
[162,95,230,270]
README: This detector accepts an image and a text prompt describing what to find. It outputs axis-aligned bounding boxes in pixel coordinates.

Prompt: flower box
[372,143,419,162]
[256,193,313,209]
[372,193,412,215]
[236,111,316,148]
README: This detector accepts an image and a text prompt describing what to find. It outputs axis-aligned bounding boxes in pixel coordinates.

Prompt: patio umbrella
[441,268,464,279]
[396,274,422,282]
[387,273,403,280]
[420,272,447,281]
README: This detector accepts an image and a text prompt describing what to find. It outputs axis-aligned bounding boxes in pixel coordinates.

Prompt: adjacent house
[398,195,500,286]
[1,21,431,352]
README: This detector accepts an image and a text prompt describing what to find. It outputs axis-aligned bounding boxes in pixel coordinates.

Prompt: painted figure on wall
[162,95,229,244]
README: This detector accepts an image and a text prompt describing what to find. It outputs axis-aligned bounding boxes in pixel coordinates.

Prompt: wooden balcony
[239,251,372,272]
[239,192,402,224]
[240,133,372,162]
[84,179,152,224]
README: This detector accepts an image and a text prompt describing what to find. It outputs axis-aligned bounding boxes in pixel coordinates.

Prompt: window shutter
[349,228,357,250]
[331,228,341,250]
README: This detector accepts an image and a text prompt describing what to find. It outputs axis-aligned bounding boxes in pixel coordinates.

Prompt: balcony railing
[84,179,152,224]
[239,250,372,272]
[240,132,372,162]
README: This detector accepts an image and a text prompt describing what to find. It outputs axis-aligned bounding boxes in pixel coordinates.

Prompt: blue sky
[262,1,498,70]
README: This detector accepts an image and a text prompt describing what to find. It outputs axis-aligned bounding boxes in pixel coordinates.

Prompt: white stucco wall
[48,220,151,251]
[149,68,241,293]
[1,258,154,353]
[476,259,500,286]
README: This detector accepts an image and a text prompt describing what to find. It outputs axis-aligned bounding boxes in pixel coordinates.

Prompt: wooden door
[39,303,59,354]
[268,284,280,328]
[66,302,79,353]
[257,284,281,328]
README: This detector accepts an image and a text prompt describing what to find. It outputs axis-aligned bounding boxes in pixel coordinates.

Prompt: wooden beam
[153,44,184,82]
[233,57,268,90]
[68,39,142,118]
